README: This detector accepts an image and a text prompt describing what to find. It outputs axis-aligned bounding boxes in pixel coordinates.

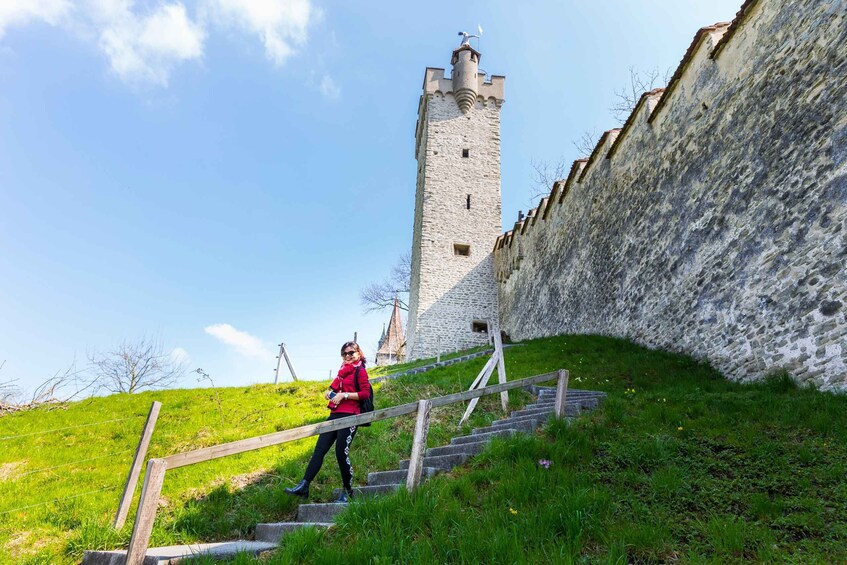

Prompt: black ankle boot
[284,479,310,498]
[335,488,353,503]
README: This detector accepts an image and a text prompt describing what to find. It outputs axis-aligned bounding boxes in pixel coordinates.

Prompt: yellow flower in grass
[677,426,684,431]
[509,507,518,515]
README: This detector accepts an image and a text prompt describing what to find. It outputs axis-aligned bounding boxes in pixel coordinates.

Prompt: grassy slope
[4,335,846,563]
[226,336,845,564]
[0,351,528,564]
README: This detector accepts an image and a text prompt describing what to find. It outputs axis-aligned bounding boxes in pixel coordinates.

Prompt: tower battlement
[420,67,505,100]
[414,68,505,159]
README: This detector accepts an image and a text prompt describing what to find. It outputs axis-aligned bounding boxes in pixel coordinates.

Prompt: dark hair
[340,341,367,366]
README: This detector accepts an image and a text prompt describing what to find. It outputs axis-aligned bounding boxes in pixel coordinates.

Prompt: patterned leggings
[303,412,358,489]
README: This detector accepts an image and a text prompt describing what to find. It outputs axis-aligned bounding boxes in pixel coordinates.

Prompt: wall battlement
[494,0,847,390]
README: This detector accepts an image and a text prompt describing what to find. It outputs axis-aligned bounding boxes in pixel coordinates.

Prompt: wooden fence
[124,369,570,564]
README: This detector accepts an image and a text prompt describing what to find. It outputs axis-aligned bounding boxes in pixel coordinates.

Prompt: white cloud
[170,346,191,364]
[320,74,340,99]
[93,1,206,86]
[0,0,72,38]
[205,323,273,359]
[1,0,318,87]
[204,0,315,67]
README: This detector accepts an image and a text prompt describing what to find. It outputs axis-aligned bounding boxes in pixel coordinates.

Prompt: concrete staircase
[83,387,605,564]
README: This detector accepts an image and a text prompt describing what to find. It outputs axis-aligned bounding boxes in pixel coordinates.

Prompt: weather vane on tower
[458,25,483,47]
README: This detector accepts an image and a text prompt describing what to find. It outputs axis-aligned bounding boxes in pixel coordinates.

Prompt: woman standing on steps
[285,341,372,503]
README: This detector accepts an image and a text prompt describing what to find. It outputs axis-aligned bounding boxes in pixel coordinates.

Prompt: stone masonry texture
[407,79,504,359]
[495,0,847,391]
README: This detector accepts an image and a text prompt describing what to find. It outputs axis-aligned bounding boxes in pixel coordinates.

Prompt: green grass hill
[2,336,846,563]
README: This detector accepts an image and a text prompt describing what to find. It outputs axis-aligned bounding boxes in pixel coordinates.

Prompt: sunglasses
[342,350,357,357]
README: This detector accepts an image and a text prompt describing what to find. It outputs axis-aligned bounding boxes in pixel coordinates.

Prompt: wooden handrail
[162,370,560,469]
[163,402,420,469]
[125,369,568,565]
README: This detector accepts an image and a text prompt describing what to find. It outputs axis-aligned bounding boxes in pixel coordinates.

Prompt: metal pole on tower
[477,24,483,54]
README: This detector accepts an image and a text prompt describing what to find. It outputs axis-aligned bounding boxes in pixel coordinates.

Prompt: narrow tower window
[466,194,471,209]
[453,243,470,257]
[462,148,469,158]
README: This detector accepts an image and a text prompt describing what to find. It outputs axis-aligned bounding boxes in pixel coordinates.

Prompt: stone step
[451,428,517,445]
[530,398,598,412]
[536,392,599,400]
[512,404,581,418]
[425,441,488,458]
[399,452,469,471]
[82,541,277,564]
[472,418,538,436]
[525,400,555,408]
[367,467,439,486]
[493,412,554,426]
[332,483,402,499]
[296,503,349,523]
[254,522,333,543]
[510,406,555,418]
[542,394,607,404]
[535,386,607,397]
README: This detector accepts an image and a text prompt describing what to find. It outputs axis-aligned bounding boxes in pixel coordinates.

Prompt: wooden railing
[125,369,570,564]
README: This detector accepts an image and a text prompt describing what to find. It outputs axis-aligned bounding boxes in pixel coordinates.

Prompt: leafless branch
[360,252,410,314]
[610,66,671,124]
[88,337,186,394]
[0,359,97,415]
[572,128,600,157]
[195,368,224,426]
[528,157,569,204]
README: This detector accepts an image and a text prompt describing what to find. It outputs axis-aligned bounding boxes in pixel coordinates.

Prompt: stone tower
[406,39,505,359]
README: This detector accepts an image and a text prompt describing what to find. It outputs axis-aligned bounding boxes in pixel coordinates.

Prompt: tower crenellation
[406,38,506,359]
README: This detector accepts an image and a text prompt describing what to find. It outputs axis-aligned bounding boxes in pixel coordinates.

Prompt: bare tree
[0,361,15,408]
[572,128,600,157]
[528,157,569,202]
[610,66,672,124]
[0,359,97,415]
[360,251,411,313]
[89,337,186,394]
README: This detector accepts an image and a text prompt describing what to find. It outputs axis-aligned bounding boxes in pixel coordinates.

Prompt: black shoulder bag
[353,365,374,426]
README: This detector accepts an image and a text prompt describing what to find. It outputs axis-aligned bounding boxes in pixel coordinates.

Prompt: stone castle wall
[407,90,503,359]
[494,0,847,390]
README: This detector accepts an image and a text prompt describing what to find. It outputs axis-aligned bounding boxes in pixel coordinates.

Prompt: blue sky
[0,0,744,394]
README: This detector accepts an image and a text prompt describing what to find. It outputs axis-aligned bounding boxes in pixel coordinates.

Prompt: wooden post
[458,356,497,426]
[467,355,497,392]
[126,458,167,565]
[113,401,162,529]
[281,343,299,382]
[492,325,508,412]
[406,400,432,491]
[274,343,285,385]
[554,369,569,419]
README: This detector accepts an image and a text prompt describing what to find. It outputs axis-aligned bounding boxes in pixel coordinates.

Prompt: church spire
[376,297,406,365]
